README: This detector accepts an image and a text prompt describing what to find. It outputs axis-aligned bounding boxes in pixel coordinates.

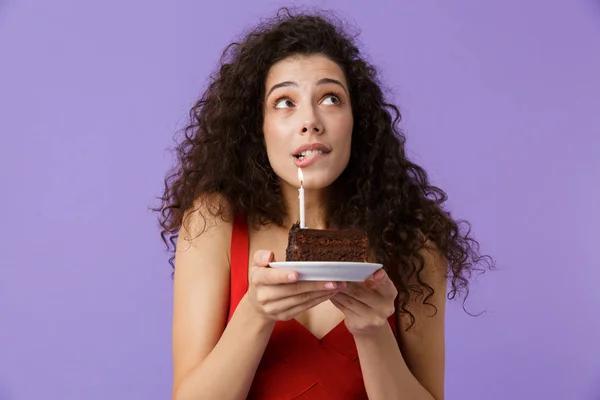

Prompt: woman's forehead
[265,54,347,87]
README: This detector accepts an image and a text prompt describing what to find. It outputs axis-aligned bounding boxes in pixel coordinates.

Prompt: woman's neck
[280,180,331,230]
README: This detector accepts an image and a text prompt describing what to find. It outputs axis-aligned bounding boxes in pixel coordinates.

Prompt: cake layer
[285,222,368,262]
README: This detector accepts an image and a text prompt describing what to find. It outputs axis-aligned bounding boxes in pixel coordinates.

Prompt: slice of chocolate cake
[285,222,369,262]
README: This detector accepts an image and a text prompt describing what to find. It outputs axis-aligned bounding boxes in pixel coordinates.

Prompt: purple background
[1,0,599,399]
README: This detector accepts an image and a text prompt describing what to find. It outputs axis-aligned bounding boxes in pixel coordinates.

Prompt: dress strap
[227,215,250,322]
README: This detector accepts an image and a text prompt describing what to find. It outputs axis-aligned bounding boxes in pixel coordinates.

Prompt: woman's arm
[171,200,274,400]
[332,244,447,400]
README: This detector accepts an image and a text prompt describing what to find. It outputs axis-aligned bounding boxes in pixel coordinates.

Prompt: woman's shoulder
[177,193,236,263]
[181,193,235,237]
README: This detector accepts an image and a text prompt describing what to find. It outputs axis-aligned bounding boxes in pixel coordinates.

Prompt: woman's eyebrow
[266,81,298,98]
[266,78,348,98]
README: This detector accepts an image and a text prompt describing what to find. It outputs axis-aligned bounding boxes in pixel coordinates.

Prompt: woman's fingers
[249,249,348,321]
[369,269,398,300]
[273,291,338,321]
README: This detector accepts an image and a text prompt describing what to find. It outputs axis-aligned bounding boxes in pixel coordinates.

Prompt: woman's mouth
[294,149,324,160]
[293,149,328,167]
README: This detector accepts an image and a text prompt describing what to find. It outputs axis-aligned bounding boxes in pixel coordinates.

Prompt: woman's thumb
[254,250,274,266]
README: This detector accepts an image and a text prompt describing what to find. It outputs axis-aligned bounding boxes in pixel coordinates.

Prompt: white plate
[269,261,382,282]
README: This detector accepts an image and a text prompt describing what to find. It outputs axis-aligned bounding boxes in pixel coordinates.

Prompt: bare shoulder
[397,240,448,400]
[172,193,234,395]
[178,193,234,246]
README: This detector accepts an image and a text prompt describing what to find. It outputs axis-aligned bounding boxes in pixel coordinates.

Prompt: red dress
[227,216,398,400]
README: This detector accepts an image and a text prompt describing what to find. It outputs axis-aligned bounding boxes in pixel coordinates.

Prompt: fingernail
[375,269,385,280]
[325,282,337,290]
[288,273,298,282]
[262,252,271,264]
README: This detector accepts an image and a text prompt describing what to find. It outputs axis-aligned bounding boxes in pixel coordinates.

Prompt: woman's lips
[293,152,329,168]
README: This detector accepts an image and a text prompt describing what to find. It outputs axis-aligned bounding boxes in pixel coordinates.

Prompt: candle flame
[297,168,304,185]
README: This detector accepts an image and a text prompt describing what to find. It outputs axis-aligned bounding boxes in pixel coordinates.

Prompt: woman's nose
[299,112,324,135]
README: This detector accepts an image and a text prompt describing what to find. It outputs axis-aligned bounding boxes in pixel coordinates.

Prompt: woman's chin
[299,178,338,191]
[280,177,335,191]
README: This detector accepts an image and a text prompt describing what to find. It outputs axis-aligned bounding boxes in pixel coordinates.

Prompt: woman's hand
[246,250,346,322]
[330,268,398,337]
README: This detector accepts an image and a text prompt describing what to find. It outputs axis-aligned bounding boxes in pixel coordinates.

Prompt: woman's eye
[322,95,341,105]
[274,98,295,109]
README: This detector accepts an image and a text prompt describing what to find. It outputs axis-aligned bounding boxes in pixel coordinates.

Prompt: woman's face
[262,54,353,191]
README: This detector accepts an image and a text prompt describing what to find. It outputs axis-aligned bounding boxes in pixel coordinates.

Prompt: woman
[155,8,492,400]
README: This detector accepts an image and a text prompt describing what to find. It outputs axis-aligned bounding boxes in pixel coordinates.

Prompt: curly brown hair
[154,7,493,328]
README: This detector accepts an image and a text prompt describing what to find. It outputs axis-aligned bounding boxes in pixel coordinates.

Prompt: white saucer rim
[269,261,382,268]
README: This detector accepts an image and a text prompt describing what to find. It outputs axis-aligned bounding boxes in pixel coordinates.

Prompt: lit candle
[298,168,305,228]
